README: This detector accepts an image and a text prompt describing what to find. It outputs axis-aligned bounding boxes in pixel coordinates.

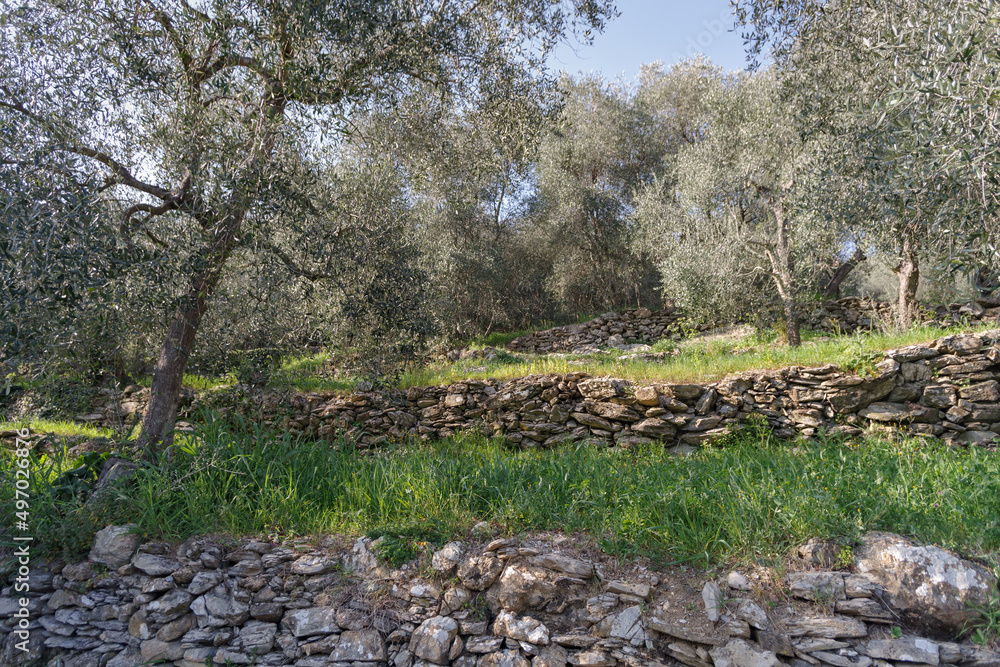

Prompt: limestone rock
[431,542,464,574]
[709,639,782,667]
[854,531,997,632]
[702,581,723,622]
[482,649,532,667]
[410,616,459,665]
[331,629,387,661]
[784,615,868,638]
[132,553,182,576]
[532,553,594,579]
[280,607,340,638]
[493,610,550,645]
[141,638,185,663]
[726,572,751,591]
[89,524,140,568]
[865,637,940,664]
[786,572,846,602]
[457,553,505,591]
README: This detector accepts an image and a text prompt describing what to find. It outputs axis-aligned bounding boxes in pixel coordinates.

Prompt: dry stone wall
[505,300,1000,354]
[54,330,1000,451]
[505,308,708,354]
[273,330,1000,450]
[3,528,998,667]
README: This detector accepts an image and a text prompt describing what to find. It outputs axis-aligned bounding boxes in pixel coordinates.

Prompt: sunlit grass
[8,418,998,568]
[400,322,998,388]
[0,417,115,440]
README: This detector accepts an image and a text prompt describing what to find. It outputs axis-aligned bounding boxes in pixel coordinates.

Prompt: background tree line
[3,0,999,453]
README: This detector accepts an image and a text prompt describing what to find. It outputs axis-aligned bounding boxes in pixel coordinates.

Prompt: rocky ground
[2,527,997,667]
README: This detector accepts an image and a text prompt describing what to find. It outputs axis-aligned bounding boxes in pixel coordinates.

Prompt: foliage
[734,0,1000,302]
[7,420,1000,567]
[0,0,618,447]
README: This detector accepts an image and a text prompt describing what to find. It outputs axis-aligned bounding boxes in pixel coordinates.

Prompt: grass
[398,322,998,388]
[5,417,999,570]
[110,321,998,396]
[1,417,116,440]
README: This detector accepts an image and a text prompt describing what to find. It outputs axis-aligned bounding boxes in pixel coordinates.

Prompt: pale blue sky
[552,0,749,79]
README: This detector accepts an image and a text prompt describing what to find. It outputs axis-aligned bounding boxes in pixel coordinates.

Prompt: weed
[835,544,855,570]
[890,625,902,638]
[963,594,1000,646]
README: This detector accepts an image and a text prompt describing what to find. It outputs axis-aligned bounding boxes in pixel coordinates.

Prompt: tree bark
[822,247,866,299]
[894,235,920,328]
[138,221,241,453]
[769,199,801,347]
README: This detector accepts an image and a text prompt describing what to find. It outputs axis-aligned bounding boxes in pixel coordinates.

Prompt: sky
[551,0,750,80]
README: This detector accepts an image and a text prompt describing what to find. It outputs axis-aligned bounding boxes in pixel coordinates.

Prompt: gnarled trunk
[822,247,866,299]
[138,223,240,454]
[769,198,801,347]
[894,235,920,328]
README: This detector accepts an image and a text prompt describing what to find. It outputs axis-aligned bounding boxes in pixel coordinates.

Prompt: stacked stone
[804,297,1000,335]
[505,308,706,354]
[45,331,1000,450]
[4,528,998,667]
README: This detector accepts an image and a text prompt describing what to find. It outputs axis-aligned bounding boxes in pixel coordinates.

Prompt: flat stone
[834,598,893,622]
[784,616,868,638]
[290,555,337,575]
[702,581,724,622]
[786,572,846,601]
[331,629,386,662]
[532,553,594,578]
[709,639,782,667]
[810,650,872,667]
[865,637,940,664]
[959,381,1000,402]
[467,636,506,653]
[567,649,615,667]
[281,607,340,638]
[132,553,182,576]
[727,572,751,591]
[605,580,651,599]
[858,402,909,422]
[141,639,186,663]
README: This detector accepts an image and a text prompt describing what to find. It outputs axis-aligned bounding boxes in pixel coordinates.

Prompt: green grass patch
[1,417,116,440]
[7,419,998,568]
[403,322,997,388]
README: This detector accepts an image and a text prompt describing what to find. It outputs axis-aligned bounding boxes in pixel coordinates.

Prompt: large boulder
[854,532,997,634]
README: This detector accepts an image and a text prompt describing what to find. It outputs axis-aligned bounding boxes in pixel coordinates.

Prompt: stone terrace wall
[803,297,1000,335]
[281,330,1000,449]
[55,331,1000,450]
[506,299,1000,354]
[505,307,709,354]
[3,527,998,667]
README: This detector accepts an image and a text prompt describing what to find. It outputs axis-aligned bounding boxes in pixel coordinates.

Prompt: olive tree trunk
[894,235,920,328]
[764,199,801,347]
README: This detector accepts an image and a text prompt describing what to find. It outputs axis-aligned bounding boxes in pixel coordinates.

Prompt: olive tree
[735,0,1000,324]
[639,69,819,345]
[1,0,616,452]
